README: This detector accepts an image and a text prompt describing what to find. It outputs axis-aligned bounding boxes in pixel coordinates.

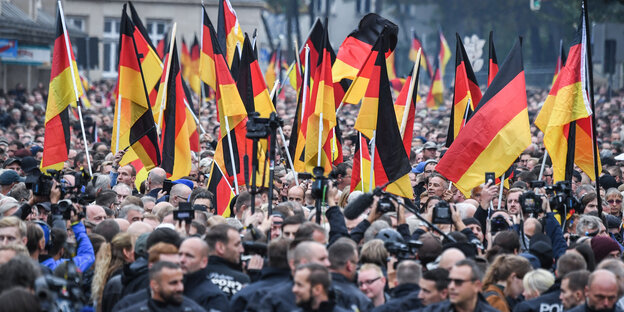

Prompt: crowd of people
[0,78,623,312]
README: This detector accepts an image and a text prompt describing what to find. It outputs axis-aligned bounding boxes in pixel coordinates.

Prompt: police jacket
[184,267,230,312]
[512,281,562,312]
[206,255,250,299]
[118,296,207,312]
[372,283,422,312]
[230,267,291,312]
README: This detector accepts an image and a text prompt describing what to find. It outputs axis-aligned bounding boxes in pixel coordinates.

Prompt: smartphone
[163,179,173,194]
[485,172,496,184]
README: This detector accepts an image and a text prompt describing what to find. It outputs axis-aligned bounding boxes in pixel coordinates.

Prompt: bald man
[169,183,192,208]
[287,186,305,204]
[438,248,466,271]
[146,168,166,198]
[568,270,620,312]
[86,205,107,226]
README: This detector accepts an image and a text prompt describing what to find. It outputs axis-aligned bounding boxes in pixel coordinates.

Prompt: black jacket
[101,270,123,312]
[257,280,297,312]
[206,256,250,299]
[373,283,422,312]
[301,291,353,312]
[230,267,291,312]
[122,257,150,297]
[414,296,498,312]
[113,289,150,311]
[331,272,374,312]
[184,267,230,312]
[326,206,351,247]
[568,302,624,312]
[513,282,562,312]
[118,296,207,312]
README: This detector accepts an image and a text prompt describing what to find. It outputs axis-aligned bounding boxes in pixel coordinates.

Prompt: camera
[547,181,580,217]
[310,166,329,199]
[432,201,453,224]
[242,241,267,257]
[490,215,511,235]
[35,262,86,311]
[52,199,75,220]
[377,196,395,214]
[384,240,422,264]
[25,170,60,197]
[519,190,543,217]
[173,202,195,223]
[246,112,284,139]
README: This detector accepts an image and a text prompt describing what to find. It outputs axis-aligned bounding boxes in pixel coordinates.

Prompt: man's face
[117,166,135,186]
[587,279,619,310]
[423,148,436,160]
[358,269,385,300]
[543,168,553,185]
[519,154,530,168]
[293,268,313,307]
[282,224,300,240]
[427,177,446,197]
[152,267,184,305]
[222,229,243,264]
[126,210,143,223]
[448,265,480,306]
[466,224,483,243]
[560,278,584,310]
[288,187,304,203]
[418,279,447,306]
[506,191,521,215]
[87,206,107,225]
[308,243,330,267]
[606,194,622,216]
[424,163,436,179]
[116,187,131,204]
[179,239,207,274]
[0,226,24,245]
[193,198,214,215]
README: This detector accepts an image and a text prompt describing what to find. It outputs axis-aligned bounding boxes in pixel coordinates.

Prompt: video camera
[35,262,87,312]
[384,240,422,263]
[246,112,284,139]
[25,169,93,205]
[173,202,195,223]
[527,180,580,218]
[242,241,267,257]
[519,190,543,217]
[432,200,453,224]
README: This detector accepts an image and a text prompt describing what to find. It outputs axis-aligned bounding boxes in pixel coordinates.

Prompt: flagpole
[369,130,376,193]
[183,100,206,134]
[538,150,548,180]
[400,50,420,137]
[115,94,122,153]
[58,0,92,177]
[301,45,310,125]
[359,132,364,192]
[278,127,298,185]
[582,0,602,219]
[496,172,505,210]
[462,99,472,128]
[269,80,280,99]
[317,112,323,167]
[158,23,177,132]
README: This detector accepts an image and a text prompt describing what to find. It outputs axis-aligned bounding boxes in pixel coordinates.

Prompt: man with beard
[119,261,206,312]
[292,263,350,312]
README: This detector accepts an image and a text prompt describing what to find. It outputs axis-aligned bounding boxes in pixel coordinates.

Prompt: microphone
[343,192,375,220]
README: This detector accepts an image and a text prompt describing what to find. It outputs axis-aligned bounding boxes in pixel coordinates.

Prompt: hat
[134,233,150,259]
[529,233,553,269]
[423,141,438,150]
[599,174,619,191]
[605,214,622,229]
[412,159,437,174]
[591,236,621,264]
[462,217,482,228]
[3,158,20,168]
[13,148,31,157]
[414,136,427,144]
[30,145,43,156]
[519,252,541,269]
[0,170,24,185]
[20,156,38,174]
[172,179,194,189]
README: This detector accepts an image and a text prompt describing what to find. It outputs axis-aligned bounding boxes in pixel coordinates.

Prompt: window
[356,0,371,14]
[102,17,120,78]
[67,16,86,32]
[146,19,169,44]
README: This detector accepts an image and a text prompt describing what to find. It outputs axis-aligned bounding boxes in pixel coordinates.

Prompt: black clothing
[373,283,422,312]
[326,206,351,247]
[513,282,562,312]
[230,267,291,311]
[184,267,230,312]
[113,289,150,311]
[205,256,250,299]
[122,257,150,296]
[118,296,207,312]
[257,281,297,312]
[101,270,124,312]
[568,302,624,312]
[331,272,373,312]
[414,296,498,312]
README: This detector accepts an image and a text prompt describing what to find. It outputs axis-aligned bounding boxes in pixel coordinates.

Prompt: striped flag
[410,31,433,79]
[438,29,452,78]
[487,31,499,87]
[207,161,235,217]
[425,64,443,109]
[41,4,83,171]
[394,61,421,159]
[217,0,244,67]
[350,134,373,193]
[436,39,531,195]
[189,35,201,96]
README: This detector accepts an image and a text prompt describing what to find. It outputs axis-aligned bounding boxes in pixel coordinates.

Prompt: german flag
[289,47,311,172]
[158,37,192,180]
[488,31,498,87]
[394,60,421,159]
[436,39,531,195]
[438,29,452,78]
[265,45,288,91]
[128,2,164,115]
[41,4,83,172]
[117,7,161,172]
[230,45,241,81]
[304,25,336,174]
[552,40,567,87]
[78,74,91,108]
[410,31,433,79]
[425,64,443,109]
[332,13,398,83]
[217,0,244,67]
[350,134,373,193]
[156,38,166,60]
[534,11,599,182]
[342,29,388,105]
[199,7,217,90]
[180,78,200,153]
[446,34,482,147]
[189,35,201,96]
[207,161,235,217]
[131,158,149,191]
[237,35,275,118]
[354,32,412,198]
[181,38,191,81]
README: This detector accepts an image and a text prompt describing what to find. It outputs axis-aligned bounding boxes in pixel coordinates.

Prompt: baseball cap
[0,170,25,185]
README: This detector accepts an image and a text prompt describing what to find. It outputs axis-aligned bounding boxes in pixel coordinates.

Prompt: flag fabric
[394,61,421,159]
[350,134,373,193]
[436,39,531,195]
[354,32,413,198]
[488,31,499,87]
[217,0,244,67]
[534,11,598,182]
[425,64,443,109]
[410,31,433,79]
[446,34,482,147]
[158,37,192,180]
[207,161,235,217]
[189,35,201,96]
[181,38,191,81]
[438,29,452,78]
[180,78,200,153]
[289,47,311,172]
[78,74,91,108]
[156,37,166,59]
[41,5,83,171]
[303,26,336,174]
[552,40,567,86]
[332,13,398,83]
[131,158,149,191]
[237,35,275,118]
[115,6,161,172]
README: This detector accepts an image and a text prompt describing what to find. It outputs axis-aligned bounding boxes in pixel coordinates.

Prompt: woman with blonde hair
[522,269,555,300]
[91,232,134,311]
[482,254,533,312]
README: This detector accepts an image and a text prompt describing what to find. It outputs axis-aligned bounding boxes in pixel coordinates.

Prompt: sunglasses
[608,199,622,204]
[447,278,476,286]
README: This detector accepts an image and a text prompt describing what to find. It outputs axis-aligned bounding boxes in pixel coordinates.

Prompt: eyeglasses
[358,277,381,287]
[447,278,476,286]
[608,199,622,204]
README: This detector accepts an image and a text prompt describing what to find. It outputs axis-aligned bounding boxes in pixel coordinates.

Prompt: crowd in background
[0,79,623,312]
